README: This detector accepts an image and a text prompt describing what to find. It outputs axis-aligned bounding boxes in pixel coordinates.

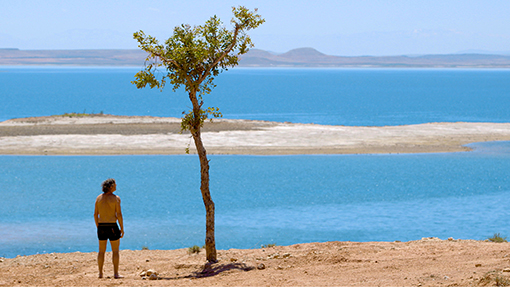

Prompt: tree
[132,6,264,263]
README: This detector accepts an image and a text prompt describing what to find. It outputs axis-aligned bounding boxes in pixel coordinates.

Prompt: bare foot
[98,273,103,279]
[114,275,124,279]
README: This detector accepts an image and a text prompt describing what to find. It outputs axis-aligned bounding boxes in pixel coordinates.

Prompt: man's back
[95,193,120,223]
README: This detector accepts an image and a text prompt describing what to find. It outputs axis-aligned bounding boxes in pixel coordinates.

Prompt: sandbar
[1,115,510,155]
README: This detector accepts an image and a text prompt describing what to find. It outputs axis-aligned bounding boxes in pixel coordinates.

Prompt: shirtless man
[94,178,124,279]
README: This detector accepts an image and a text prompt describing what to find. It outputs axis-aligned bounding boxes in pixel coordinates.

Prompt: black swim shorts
[97,223,121,241]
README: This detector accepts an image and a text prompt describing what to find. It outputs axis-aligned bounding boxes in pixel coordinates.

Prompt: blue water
[1,67,510,258]
[1,142,509,258]
[1,67,510,125]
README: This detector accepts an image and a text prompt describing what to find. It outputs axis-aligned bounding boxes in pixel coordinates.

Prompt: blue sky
[1,0,509,56]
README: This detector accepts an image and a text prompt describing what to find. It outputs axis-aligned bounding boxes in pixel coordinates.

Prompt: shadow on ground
[159,262,255,281]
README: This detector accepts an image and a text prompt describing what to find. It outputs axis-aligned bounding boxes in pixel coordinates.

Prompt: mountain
[457,49,510,55]
[2,48,510,68]
[239,48,510,68]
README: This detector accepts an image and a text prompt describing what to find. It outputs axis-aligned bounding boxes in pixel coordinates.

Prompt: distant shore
[1,239,510,286]
[1,115,510,155]
[2,48,510,67]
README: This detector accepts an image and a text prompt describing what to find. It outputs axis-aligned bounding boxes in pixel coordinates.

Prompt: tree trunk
[192,129,218,263]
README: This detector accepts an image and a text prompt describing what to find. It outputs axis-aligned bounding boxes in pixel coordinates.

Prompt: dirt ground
[1,239,510,286]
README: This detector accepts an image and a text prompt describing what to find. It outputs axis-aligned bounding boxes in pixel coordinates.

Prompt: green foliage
[141,245,149,250]
[495,276,510,286]
[180,106,222,132]
[188,245,201,254]
[479,270,510,286]
[55,111,104,117]
[261,243,277,248]
[488,233,508,243]
[132,6,264,133]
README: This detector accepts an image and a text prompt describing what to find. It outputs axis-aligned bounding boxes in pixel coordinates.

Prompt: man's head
[102,178,116,193]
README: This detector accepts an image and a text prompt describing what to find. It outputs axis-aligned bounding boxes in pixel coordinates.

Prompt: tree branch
[146,50,183,71]
[198,24,241,84]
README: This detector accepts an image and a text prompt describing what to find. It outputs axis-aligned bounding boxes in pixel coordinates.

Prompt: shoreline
[2,115,510,155]
[1,239,510,286]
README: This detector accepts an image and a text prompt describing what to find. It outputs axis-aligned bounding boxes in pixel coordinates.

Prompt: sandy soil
[1,239,510,286]
[1,115,510,155]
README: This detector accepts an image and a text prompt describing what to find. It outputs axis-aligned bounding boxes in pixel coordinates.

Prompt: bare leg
[97,240,107,278]
[110,239,122,278]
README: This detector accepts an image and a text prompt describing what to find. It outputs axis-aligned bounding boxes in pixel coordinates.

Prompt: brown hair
[101,178,116,193]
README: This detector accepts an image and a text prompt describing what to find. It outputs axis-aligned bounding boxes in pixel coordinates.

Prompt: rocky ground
[1,239,510,286]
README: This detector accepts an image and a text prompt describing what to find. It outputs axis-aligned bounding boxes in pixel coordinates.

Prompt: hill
[2,47,510,68]
[0,49,147,66]
[239,48,510,68]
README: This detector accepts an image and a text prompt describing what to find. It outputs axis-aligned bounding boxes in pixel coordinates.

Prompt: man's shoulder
[108,193,121,201]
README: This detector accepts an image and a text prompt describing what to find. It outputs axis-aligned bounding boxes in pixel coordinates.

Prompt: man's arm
[116,196,124,238]
[94,198,100,227]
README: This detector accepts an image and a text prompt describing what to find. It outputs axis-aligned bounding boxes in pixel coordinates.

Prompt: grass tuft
[479,270,510,286]
[488,233,508,243]
[55,111,105,117]
[261,243,277,248]
[188,245,201,254]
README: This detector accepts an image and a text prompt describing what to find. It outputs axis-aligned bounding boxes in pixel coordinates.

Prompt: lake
[1,67,510,125]
[0,67,509,258]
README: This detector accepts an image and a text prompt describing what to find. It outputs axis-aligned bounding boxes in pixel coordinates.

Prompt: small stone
[475,264,482,267]
[146,259,150,262]
[146,269,158,276]
[257,263,265,270]
[503,268,510,272]
[230,258,237,262]
[282,253,291,258]
[149,273,158,280]
[448,237,454,241]
[139,271,147,277]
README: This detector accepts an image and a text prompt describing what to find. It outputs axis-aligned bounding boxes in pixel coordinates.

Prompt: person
[94,178,124,279]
